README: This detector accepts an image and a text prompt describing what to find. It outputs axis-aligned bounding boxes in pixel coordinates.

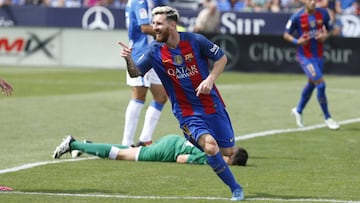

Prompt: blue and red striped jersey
[136,32,226,119]
[285,7,332,58]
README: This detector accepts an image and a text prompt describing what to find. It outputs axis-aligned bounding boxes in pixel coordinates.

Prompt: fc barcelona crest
[174,55,183,65]
[184,53,194,62]
[310,21,316,28]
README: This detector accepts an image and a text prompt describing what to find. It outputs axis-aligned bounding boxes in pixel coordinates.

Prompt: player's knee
[155,95,167,104]
[203,136,219,156]
[316,82,326,91]
[132,88,148,101]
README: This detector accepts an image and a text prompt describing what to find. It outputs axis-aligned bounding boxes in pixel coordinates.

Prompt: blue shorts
[179,108,235,150]
[297,56,324,81]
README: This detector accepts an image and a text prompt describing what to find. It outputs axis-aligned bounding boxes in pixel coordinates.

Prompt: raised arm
[118,42,143,78]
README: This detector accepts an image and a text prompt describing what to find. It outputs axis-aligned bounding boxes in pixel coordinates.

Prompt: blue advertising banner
[0,5,47,26]
[204,33,360,75]
[0,6,125,29]
[1,6,359,37]
[180,10,290,35]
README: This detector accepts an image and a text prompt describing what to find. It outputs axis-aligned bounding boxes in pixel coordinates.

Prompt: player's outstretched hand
[118,42,132,58]
[0,78,13,96]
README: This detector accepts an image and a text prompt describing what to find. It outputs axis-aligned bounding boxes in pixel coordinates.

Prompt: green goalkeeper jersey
[137,134,207,164]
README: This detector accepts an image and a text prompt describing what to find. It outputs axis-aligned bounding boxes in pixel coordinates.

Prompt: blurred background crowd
[0,0,359,37]
[0,0,359,16]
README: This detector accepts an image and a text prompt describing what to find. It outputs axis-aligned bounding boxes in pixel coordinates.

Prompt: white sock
[139,101,163,142]
[122,99,144,146]
[108,147,120,160]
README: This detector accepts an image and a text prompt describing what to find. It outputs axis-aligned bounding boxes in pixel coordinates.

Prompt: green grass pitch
[0,66,359,203]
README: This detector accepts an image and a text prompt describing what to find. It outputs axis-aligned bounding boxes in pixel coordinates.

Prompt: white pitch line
[235,117,360,141]
[1,191,359,203]
[0,117,359,175]
[0,117,359,202]
[0,157,98,175]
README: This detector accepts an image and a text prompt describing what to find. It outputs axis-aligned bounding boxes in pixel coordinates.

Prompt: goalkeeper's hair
[231,147,248,166]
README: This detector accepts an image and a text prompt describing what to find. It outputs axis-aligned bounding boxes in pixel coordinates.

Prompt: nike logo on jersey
[162,59,172,63]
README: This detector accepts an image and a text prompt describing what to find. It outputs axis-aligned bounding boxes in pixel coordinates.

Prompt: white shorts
[126,68,162,87]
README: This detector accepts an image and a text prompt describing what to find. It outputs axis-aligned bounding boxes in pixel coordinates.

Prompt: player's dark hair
[231,147,248,166]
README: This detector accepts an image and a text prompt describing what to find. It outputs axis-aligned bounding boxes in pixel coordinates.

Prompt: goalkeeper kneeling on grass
[52,134,248,166]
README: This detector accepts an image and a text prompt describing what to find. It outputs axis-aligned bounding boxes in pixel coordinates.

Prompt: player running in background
[283,0,340,130]
[122,0,168,147]
[119,6,245,201]
[52,134,249,166]
[0,78,13,96]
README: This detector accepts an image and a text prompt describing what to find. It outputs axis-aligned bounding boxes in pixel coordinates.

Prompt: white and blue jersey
[125,0,163,87]
[125,0,154,60]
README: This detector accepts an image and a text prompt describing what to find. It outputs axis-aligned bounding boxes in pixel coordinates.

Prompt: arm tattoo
[125,57,142,77]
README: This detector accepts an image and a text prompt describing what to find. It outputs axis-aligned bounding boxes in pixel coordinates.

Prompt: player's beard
[155,28,170,43]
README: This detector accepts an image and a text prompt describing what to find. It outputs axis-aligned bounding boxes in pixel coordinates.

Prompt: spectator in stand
[217,0,250,11]
[217,0,232,11]
[65,0,82,7]
[316,0,342,36]
[83,0,98,7]
[201,0,211,7]
[98,0,113,6]
[330,10,343,35]
[0,0,12,6]
[231,0,248,11]
[250,0,271,12]
[81,0,119,9]
[284,0,304,12]
[23,0,46,5]
[11,0,24,5]
[45,0,82,7]
[269,0,281,12]
[280,0,291,11]
[45,0,65,7]
[111,0,129,8]
[194,1,220,33]
[335,0,356,14]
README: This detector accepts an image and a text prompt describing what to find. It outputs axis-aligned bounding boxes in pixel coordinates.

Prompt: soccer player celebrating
[119,6,244,201]
[283,0,340,130]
